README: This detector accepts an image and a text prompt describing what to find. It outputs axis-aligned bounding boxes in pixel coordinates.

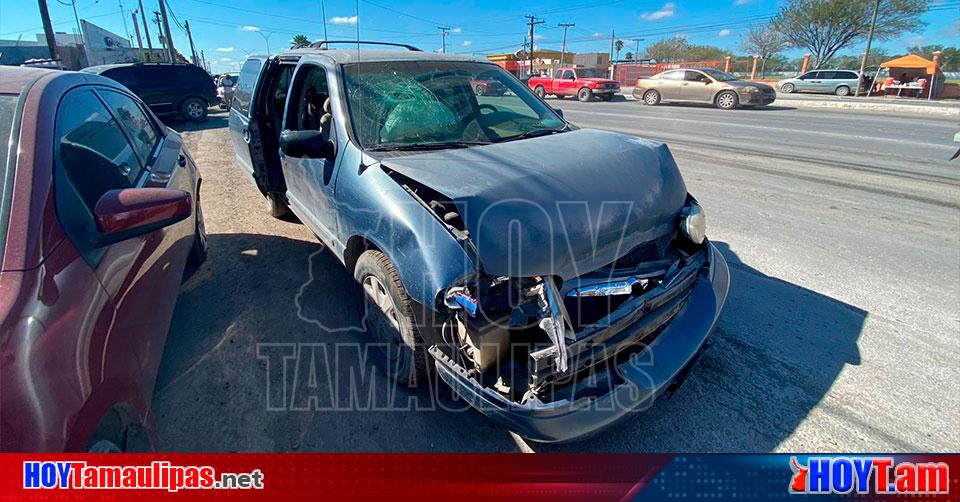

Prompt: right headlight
[680,202,706,244]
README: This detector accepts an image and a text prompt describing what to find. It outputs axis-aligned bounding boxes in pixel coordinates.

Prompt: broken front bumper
[431,242,730,443]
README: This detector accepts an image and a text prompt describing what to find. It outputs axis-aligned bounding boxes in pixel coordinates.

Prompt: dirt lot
[151,107,959,452]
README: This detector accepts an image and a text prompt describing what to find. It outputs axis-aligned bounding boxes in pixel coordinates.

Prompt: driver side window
[561,70,575,80]
[290,66,332,139]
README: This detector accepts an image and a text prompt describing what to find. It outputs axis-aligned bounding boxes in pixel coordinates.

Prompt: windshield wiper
[367,140,492,152]
[501,125,569,142]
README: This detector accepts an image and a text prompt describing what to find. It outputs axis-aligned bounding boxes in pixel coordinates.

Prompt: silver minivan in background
[777,70,861,96]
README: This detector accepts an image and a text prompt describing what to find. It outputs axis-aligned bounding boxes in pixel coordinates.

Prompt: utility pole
[855,0,880,98]
[185,19,199,65]
[609,30,615,78]
[119,0,131,40]
[70,0,83,41]
[37,0,59,61]
[200,49,207,71]
[631,38,643,62]
[438,26,450,54]
[132,10,144,60]
[157,0,176,63]
[153,12,165,61]
[525,15,545,78]
[558,22,574,70]
[139,0,153,61]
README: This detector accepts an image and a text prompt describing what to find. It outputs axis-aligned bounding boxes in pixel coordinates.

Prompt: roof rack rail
[307,40,422,52]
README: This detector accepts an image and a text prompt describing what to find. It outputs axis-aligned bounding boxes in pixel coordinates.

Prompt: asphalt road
[152,102,959,452]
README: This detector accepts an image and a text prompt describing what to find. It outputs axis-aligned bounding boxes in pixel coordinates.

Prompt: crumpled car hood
[381,128,688,279]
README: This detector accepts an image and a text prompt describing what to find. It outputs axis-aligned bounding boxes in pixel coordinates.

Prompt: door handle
[242,128,251,144]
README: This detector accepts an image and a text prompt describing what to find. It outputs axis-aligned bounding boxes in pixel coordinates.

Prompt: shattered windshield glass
[342,61,565,150]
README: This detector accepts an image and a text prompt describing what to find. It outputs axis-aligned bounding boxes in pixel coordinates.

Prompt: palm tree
[291,34,310,47]
[614,39,624,61]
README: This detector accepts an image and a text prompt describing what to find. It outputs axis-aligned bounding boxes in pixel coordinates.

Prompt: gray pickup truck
[229,41,729,442]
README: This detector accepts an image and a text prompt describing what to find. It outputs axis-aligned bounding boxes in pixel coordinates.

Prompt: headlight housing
[680,202,706,244]
[740,86,759,93]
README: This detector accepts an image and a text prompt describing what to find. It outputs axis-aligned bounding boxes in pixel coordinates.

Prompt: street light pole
[256,31,272,54]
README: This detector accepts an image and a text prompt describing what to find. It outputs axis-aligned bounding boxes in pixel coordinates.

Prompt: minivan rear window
[233,59,263,116]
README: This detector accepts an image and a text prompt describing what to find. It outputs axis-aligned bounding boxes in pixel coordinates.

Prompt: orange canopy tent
[879,54,938,75]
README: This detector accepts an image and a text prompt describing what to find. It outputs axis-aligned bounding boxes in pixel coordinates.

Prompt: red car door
[558,69,577,95]
[54,87,193,400]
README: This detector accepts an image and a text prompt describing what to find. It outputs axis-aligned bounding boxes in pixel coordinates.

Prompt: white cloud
[240,25,260,32]
[216,46,235,52]
[734,0,752,4]
[452,27,462,33]
[718,29,731,37]
[533,34,544,40]
[462,40,472,47]
[592,32,603,38]
[330,15,358,25]
[640,2,675,21]
[219,57,233,62]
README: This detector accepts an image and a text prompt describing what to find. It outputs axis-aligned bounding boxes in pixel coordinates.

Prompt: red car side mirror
[91,188,192,247]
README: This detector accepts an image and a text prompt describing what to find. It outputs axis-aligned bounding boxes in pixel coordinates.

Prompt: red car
[0,67,207,452]
[528,67,621,102]
[469,77,507,96]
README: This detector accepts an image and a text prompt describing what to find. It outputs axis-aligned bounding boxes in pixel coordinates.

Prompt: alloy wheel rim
[645,92,657,104]
[188,102,203,117]
[718,94,735,108]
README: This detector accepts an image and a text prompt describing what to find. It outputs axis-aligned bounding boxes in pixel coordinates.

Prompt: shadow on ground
[153,234,864,452]
[166,111,229,133]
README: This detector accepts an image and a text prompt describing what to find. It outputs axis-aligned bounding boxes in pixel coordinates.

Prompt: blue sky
[1,0,957,73]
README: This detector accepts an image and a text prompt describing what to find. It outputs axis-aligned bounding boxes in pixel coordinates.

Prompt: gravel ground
[151,105,959,452]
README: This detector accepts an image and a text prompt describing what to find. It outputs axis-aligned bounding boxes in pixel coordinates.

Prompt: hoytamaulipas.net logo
[23,461,264,492]
[789,456,949,495]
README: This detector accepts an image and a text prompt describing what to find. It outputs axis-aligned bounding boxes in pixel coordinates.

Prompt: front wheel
[716,90,739,110]
[835,85,850,97]
[642,89,661,105]
[179,97,208,123]
[354,250,430,385]
[577,87,593,102]
[534,85,546,99]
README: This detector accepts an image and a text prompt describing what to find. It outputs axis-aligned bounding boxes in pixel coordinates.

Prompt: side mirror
[279,129,335,160]
[91,188,192,247]
[552,107,564,119]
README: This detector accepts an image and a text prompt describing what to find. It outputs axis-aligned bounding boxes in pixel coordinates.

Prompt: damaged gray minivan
[229,41,729,442]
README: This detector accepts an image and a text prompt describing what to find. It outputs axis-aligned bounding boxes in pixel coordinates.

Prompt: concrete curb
[619,89,960,117]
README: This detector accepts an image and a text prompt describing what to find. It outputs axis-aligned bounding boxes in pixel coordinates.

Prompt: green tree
[907,44,958,71]
[773,0,929,69]
[644,36,690,63]
[624,51,634,61]
[291,34,310,47]
[614,39,624,61]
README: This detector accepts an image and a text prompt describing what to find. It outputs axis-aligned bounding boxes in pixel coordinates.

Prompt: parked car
[633,68,776,109]
[217,72,239,109]
[0,66,207,452]
[82,63,217,122]
[230,42,729,442]
[528,66,621,101]
[777,70,862,96]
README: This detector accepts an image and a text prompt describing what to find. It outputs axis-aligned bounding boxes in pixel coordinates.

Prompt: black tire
[265,191,291,219]
[715,90,739,109]
[780,83,795,94]
[835,85,850,97]
[179,97,208,123]
[354,250,429,385]
[642,89,661,105]
[186,193,208,267]
[577,87,593,102]
[475,85,485,96]
[534,85,546,99]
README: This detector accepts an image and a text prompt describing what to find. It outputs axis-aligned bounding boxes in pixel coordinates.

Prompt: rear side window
[233,59,263,116]
[97,89,160,166]
[104,67,140,87]
[56,89,144,209]
[660,71,683,80]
